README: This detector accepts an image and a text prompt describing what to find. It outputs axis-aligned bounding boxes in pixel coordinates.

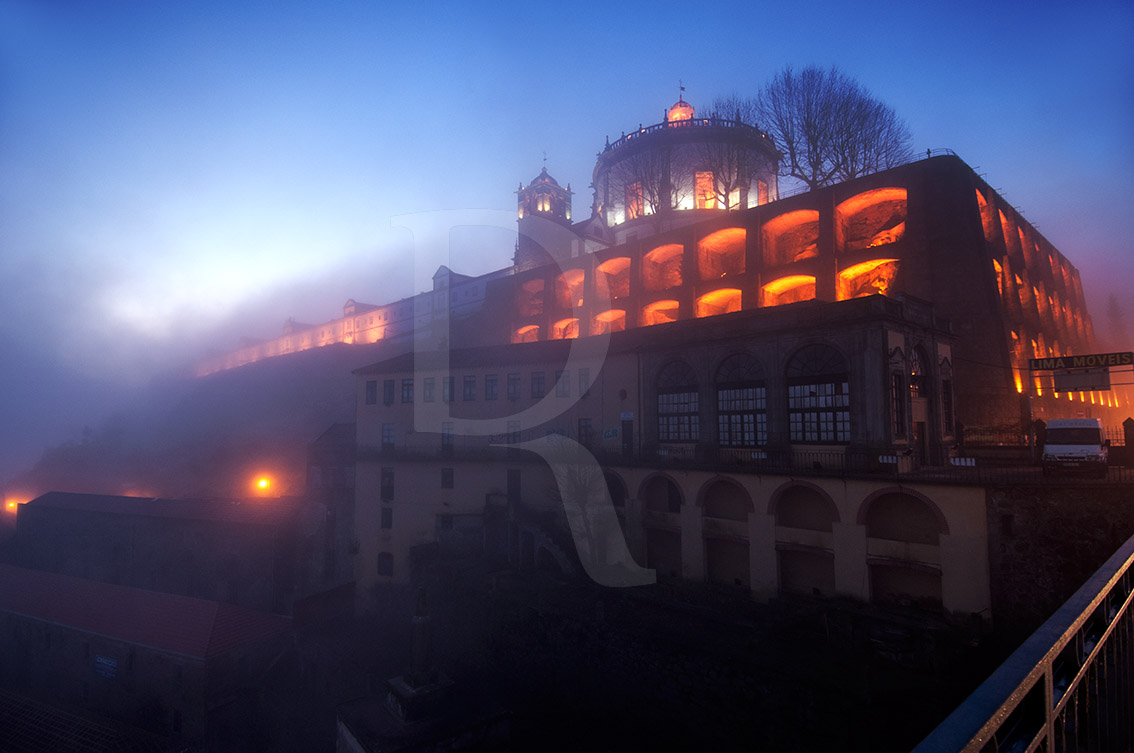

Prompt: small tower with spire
[514,164,575,270]
[516,165,573,225]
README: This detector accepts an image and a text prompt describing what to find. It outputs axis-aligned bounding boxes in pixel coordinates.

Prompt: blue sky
[1,0,1132,479]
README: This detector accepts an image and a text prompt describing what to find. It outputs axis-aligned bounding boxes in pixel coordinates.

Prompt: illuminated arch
[976,188,996,242]
[516,278,545,317]
[554,268,585,310]
[591,309,626,335]
[836,187,906,252]
[762,275,815,306]
[641,299,679,326]
[837,259,900,300]
[596,256,631,301]
[512,324,540,344]
[697,227,746,280]
[695,288,742,318]
[550,317,580,340]
[643,244,684,291]
[762,210,819,266]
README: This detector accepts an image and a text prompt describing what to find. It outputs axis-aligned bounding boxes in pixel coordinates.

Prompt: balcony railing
[604,116,771,153]
[912,533,1134,753]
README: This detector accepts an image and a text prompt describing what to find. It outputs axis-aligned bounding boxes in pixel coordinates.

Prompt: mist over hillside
[10,342,401,501]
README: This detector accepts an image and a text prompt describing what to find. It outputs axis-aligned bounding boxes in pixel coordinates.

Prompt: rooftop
[0,564,290,660]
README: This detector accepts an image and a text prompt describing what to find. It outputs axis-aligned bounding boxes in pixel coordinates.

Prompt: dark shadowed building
[0,564,290,744]
[12,491,346,616]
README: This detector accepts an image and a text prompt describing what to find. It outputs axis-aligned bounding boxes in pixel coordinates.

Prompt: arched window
[910,346,928,398]
[657,360,700,442]
[715,354,766,447]
[785,345,850,443]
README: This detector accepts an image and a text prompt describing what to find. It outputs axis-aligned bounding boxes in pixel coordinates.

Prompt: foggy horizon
[2,0,1132,483]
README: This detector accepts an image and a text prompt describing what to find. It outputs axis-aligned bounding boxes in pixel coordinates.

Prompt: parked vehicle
[1041,418,1109,478]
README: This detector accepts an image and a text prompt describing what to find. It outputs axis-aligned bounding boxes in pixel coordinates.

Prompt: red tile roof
[0,565,290,660]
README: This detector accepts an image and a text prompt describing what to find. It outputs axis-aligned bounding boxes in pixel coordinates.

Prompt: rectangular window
[383,379,395,405]
[658,391,700,442]
[555,370,570,397]
[891,373,907,438]
[423,377,435,403]
[579,368,590,395]
[377,552,393,576]
[507,373,521,400]
[365,380,377,405]
[695,171,717,210]
[401,378,414,403]
[443,376,454,403]
[787,381,850,443]
[381,423,396,450]
[380,467,394,501]
[381,507,393,529]
[507,420,521,444]
[531,371,546,399]
[578,417,594,447]
[441,421,454,453]
[485,374,499,400]
[441,468,454,489]
[463,375,477,401]
[941,379,955,436]
[717,385,766,447]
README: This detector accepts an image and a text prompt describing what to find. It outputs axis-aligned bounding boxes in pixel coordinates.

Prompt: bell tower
[514,166,575,271]
[516,166,572,225]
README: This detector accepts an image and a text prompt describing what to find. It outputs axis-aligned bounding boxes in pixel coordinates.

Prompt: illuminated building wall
[200,99,1105,428]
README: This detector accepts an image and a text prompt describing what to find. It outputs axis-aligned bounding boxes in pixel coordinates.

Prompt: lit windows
[625,181,644,220]
[695,171,717,209]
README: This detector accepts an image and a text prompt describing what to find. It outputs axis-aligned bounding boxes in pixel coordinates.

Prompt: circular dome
[530,166,560,186]
[666,98,695,122]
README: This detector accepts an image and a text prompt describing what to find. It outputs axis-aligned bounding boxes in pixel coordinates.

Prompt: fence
[912,533,1134,752]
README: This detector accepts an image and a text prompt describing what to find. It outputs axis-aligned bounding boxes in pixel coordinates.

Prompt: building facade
[352,295,992,620]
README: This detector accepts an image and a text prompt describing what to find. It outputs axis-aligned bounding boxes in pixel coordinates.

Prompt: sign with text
[1028,351,1132,371]
[1054,368,1111,392]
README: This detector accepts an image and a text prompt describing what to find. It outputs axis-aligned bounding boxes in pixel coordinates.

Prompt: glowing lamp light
[252,475,274,496]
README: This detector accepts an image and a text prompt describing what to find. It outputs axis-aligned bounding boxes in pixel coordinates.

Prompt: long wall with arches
[605,466,991,619]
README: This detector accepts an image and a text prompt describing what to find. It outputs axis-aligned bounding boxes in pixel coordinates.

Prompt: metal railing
[603,116,771,153]
[912,533,1134,753]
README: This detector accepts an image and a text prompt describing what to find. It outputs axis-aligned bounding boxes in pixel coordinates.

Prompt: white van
[1042,418,1109,478]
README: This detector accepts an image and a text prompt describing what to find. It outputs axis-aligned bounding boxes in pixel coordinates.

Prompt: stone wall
[986,483,1134,642]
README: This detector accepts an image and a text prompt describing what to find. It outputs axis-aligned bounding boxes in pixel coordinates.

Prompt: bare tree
[752,66,913,190]
[611,147,670,217]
